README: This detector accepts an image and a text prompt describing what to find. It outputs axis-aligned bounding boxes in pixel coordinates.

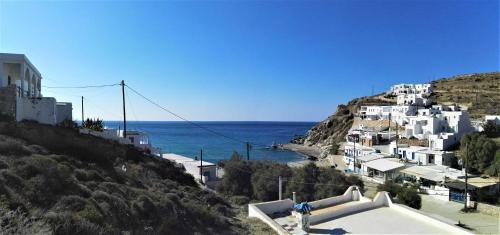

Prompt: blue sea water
[103,121,316,164]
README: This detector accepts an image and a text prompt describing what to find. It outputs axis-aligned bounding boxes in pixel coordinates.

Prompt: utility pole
[246,142,250,161]
[389,113,392,147]
[464,143,468,211]
[81,96,84,124]
[351,134,357,174]
[200,148,204,185]
[396,122,399,159]
[121,80,127,138]
[279,176,282,200]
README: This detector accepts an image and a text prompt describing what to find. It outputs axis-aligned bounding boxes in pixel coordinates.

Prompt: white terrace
[248,186,472,235]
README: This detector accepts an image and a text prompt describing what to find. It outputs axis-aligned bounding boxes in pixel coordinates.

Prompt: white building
[404,110,473,150]
[389,83,432,95]
[397,93,431,106]
[0,53,72,125]
[162,153,217,187]
[390,105,418,125]
[343,142,376,172]
[80,128,154,152]
[389,142,455,166]
[359,105,392,120]
[388,83,432,106]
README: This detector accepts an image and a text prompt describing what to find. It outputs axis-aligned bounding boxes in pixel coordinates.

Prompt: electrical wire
[125,84,270,148]
[42,83,120,89]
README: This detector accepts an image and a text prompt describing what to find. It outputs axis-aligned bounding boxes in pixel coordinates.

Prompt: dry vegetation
[429,72,500,119]
[0,121,245,234]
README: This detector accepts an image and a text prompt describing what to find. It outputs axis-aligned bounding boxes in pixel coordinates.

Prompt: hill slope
[0,121,243,234]
[429,72,500,119]
[302,72,500,147]
[303,95,395,147]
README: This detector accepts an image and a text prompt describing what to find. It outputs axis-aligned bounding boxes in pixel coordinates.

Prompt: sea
[103,121,317,164]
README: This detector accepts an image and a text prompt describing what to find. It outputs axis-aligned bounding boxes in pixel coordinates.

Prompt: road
[420,194,499,234]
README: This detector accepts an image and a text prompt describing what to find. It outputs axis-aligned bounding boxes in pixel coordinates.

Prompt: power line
[125,84,269,148]
[42,83,120,89]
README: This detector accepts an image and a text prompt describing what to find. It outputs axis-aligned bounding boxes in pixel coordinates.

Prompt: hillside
[302,95,396,147]
[0,121,244,234]
[429,72,500,119]
[302,72,500,147]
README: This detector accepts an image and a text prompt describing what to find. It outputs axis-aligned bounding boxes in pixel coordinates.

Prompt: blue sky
[0,0,498,121]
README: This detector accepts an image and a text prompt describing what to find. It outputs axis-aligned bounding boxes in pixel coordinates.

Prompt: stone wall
[0,86,16,120]
[476,202,500,217]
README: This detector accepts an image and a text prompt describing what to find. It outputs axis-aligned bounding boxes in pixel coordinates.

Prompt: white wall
[56,102,72,123]
[17,97,57,125]
[248,199,294,235]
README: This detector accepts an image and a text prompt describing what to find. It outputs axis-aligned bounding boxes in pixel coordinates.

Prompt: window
[412,152,415,160]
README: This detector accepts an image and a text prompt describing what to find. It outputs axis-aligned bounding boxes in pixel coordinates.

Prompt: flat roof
[401,165,445,182]
[310,207,458,234]
[364,158,404,172]
[162,153,216,167]
[357,154,385,162]
[0,53,42,77]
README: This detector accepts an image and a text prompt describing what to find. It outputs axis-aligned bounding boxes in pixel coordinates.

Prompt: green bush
[460,133,497,174]
[377,181,421,209]
[397,187,421,209]
[377,181,402,198]
[216,152,253,197]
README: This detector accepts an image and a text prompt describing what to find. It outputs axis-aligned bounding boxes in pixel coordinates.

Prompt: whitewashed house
[389,142,455,166]
[80,128,153,152]
[0,53,72,125]
[388,83,432,106]
[162,153,217,187]
[343,142,376,172]
[389,83,432,96]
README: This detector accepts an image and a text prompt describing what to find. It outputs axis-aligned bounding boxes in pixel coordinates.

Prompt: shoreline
[281,143,322,159]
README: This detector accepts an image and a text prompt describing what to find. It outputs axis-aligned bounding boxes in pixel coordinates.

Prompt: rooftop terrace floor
[309,207,458,234]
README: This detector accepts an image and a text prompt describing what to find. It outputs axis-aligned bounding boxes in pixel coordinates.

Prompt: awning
[364,159,404,172]
[445,181,478,190]
[400,166,444,182]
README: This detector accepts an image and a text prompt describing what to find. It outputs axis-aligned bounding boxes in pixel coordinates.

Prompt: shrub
[52,195,88,212]
[82,118,104,132]
[229,196,250,206]
[460,133,497,174]
[251,162,292,201]
[482,120,500,138]
[0,208,51,234]
[216,152,253,197]
[0,137,31,156]
[377,181,421,209]
[77,203,104,224]
[377,181,402,198]
[397,187,421,209]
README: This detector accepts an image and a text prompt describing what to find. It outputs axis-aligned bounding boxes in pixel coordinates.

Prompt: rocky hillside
[429,72,500,119]
[0,121,244,234]
[302,72,500,147]
[302,95,395,147]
